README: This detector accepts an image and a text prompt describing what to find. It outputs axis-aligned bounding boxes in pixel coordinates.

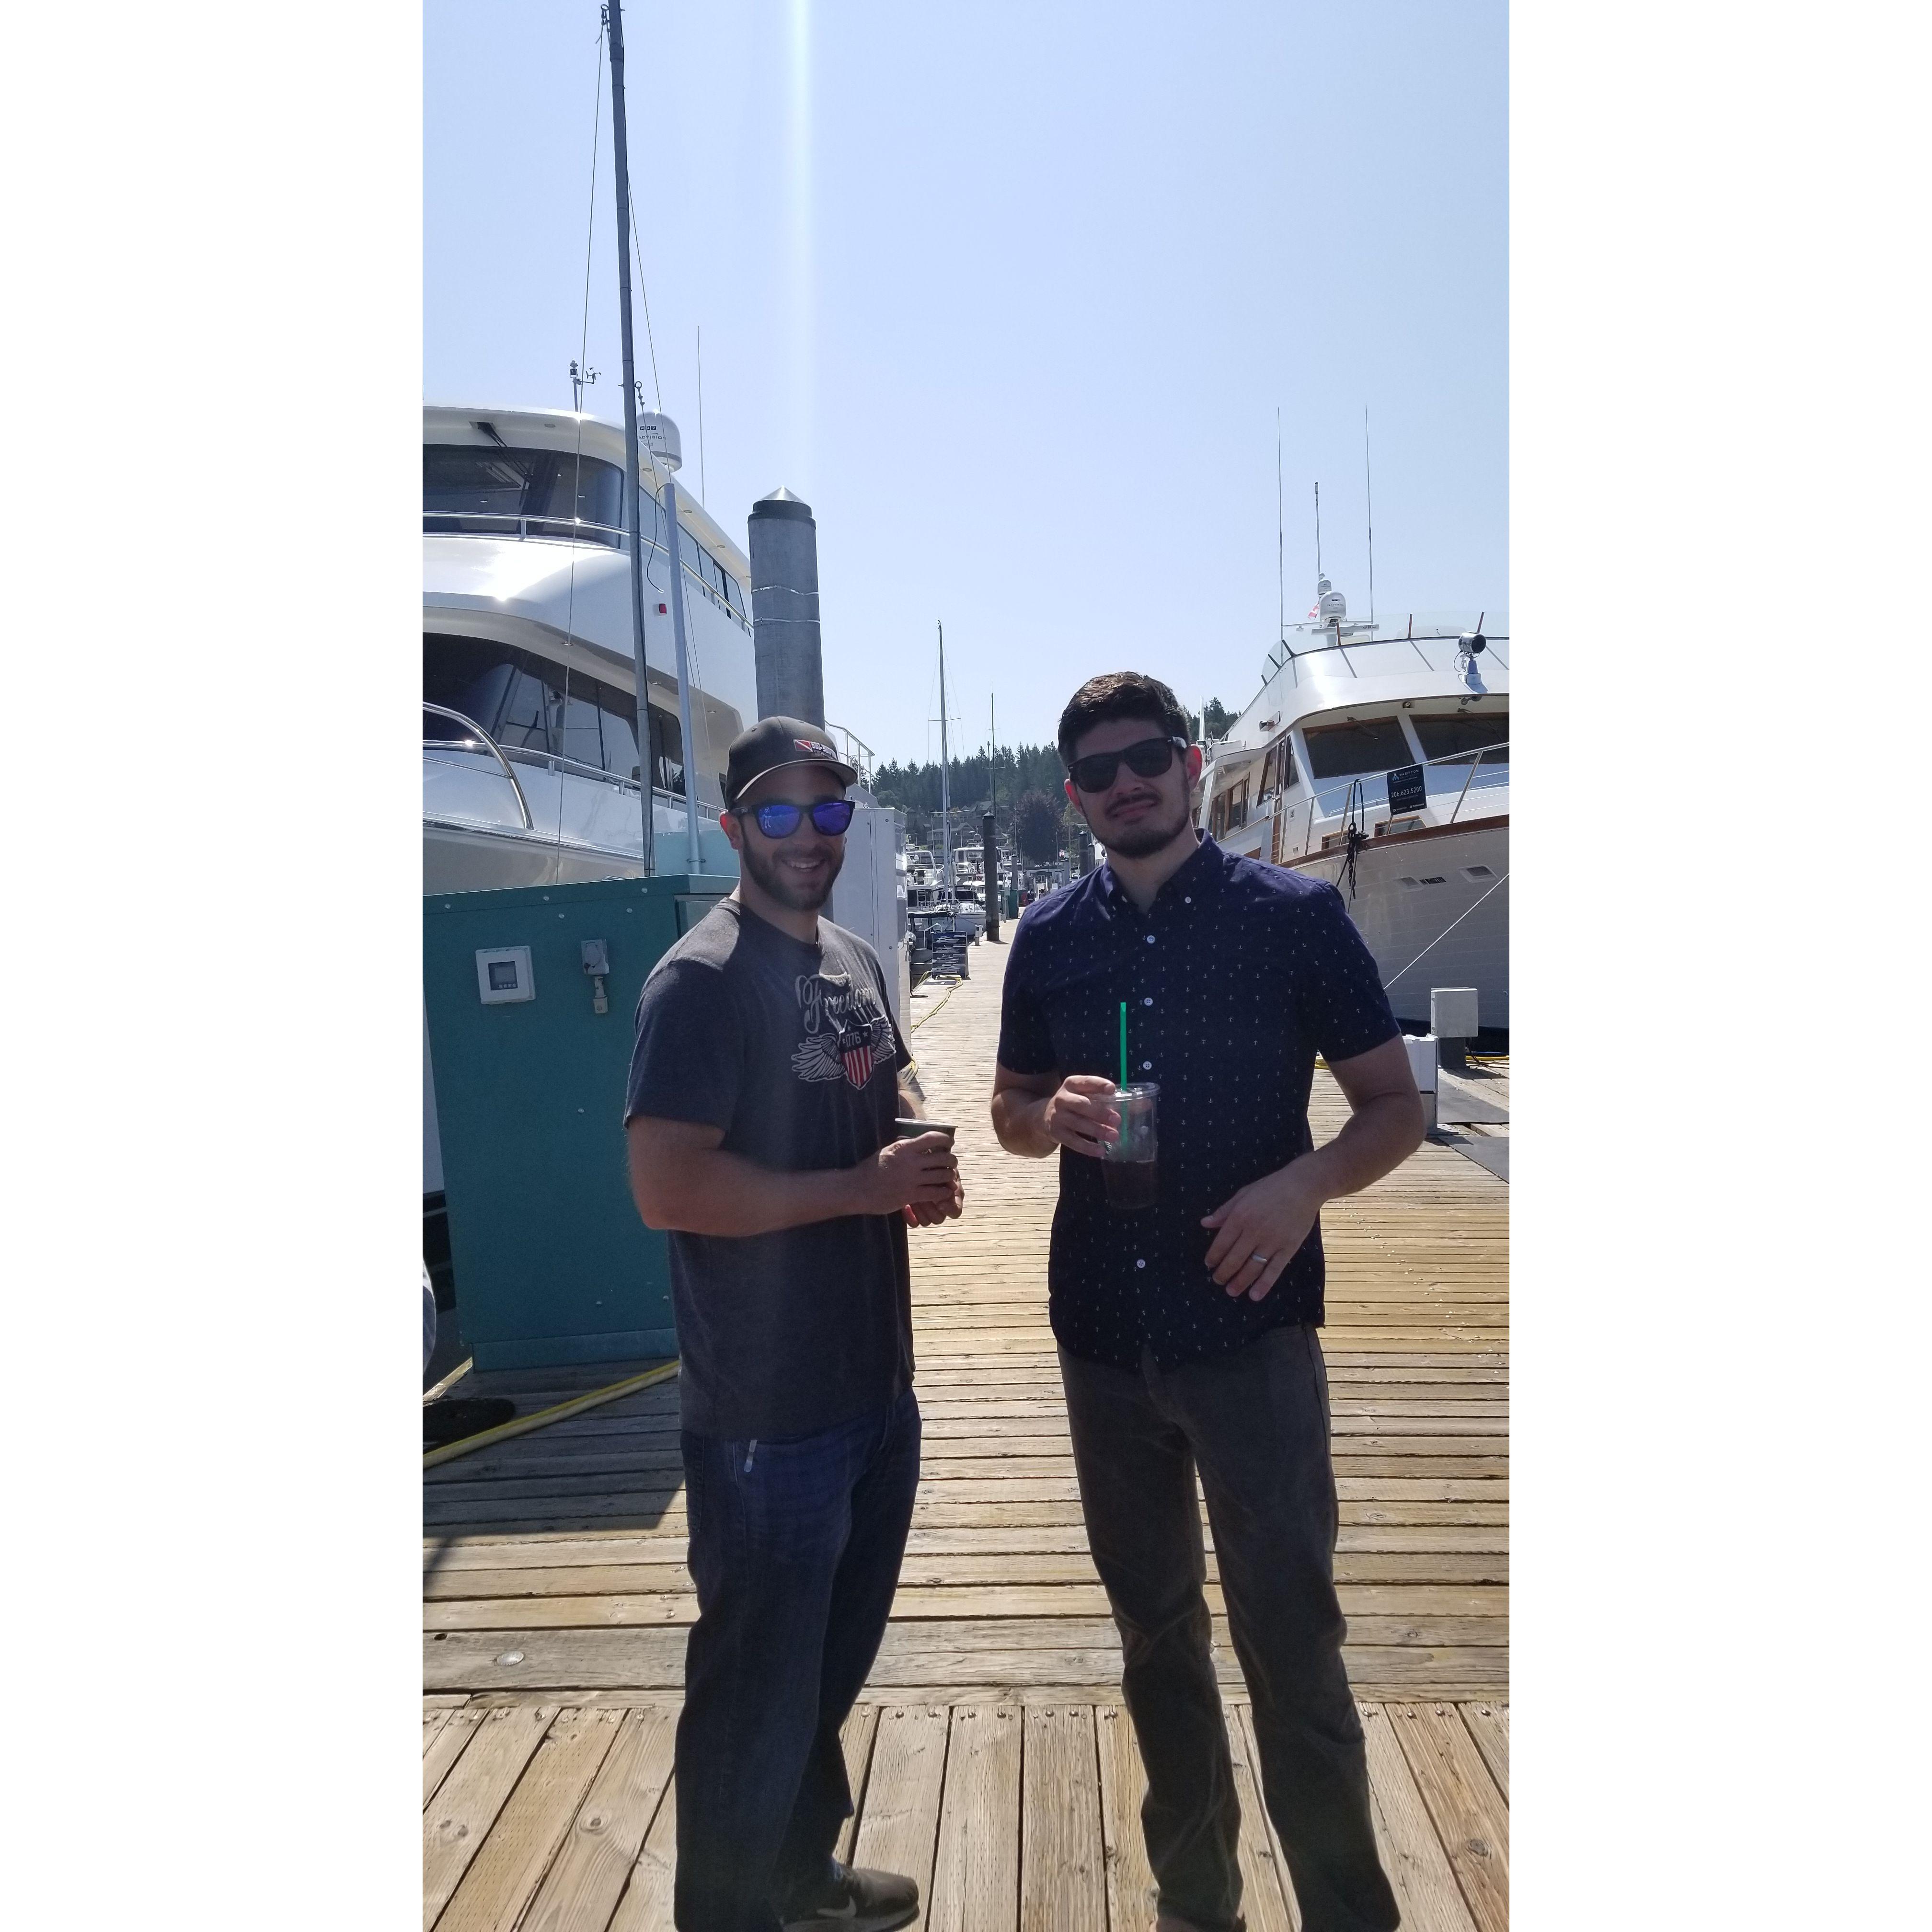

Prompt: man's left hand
[905,1173,965,1227]
[1201,1162,1326,1300]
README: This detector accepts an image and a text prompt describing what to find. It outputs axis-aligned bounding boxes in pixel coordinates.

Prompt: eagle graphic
[790,1016,887,1088]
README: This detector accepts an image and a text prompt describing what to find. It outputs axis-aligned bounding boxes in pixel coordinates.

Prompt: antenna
[1276,407,1285,640]
[696,324,706,506]
[1314,481,1322,580]
[1363,404,1375,626]
[569,360,598,411]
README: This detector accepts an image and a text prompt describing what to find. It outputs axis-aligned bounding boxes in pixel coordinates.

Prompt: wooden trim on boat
[1276,812,1509,871]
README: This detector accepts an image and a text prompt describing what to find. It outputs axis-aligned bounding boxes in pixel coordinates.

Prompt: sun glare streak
[785,0,813,488]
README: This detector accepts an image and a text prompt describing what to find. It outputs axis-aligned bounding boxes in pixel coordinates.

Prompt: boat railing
[1235,740,1508,858]
[423,511,627,547]
[423,704,534,830]
[426,713,735,850]
[422,511,752,631]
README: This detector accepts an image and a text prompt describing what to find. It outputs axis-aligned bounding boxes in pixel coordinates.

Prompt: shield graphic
[838,1025,874,1089]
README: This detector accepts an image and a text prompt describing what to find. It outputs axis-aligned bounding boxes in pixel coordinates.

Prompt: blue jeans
[674,1387,921,1932]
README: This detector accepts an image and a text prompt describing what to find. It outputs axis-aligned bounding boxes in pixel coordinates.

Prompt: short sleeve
[623,958,744,1129]
[1291,882,1402,1064]
[996,913,1058,1075]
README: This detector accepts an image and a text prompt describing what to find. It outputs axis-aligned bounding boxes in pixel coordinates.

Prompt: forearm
[632,1144,868,1237]
[1291,1089,1425,1205]
[991,1087,1057,1158]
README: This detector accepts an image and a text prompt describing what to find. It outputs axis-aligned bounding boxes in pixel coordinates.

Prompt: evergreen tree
[1012,789,1064,864]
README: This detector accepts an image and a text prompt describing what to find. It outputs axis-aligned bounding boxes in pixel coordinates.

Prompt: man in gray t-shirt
[625,717,960,1932]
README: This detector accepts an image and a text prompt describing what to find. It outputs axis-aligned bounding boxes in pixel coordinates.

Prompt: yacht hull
[1280,818,1508,1031]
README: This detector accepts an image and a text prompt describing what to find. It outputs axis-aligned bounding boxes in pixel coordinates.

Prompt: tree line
[868,700,1231,866]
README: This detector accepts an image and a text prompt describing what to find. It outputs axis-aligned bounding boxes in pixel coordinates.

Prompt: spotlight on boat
[1456,612,1488,673]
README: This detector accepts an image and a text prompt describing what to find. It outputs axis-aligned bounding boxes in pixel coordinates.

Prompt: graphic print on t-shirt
[789,971,895,1090]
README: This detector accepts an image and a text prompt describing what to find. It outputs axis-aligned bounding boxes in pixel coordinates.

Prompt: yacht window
[599,698,641,782]
[1260,739,1298,796]
[649,707,685,794]
[424,445,625,535]
[1211,777,1250,838]
[1301,717,1412,781]
[559,690,605,770]
[495,666,555,753]
[424,634,514,738]
[1410,709,1509,762]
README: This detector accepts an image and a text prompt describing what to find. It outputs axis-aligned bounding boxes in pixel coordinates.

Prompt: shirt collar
[1097,831,1225,913]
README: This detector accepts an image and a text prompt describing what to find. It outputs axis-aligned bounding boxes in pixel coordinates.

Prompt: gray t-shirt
[622,896,913,1441]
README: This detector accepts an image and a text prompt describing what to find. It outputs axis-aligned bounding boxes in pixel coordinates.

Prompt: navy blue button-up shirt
[997,835,1400,1368]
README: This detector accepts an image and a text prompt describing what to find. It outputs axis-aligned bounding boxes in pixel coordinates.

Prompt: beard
[740,836,844,911]
[1093,790,1194,859]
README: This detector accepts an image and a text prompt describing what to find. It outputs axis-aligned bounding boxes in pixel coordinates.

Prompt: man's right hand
[853,1130,960,1216]
[1040,1075,1121,1158]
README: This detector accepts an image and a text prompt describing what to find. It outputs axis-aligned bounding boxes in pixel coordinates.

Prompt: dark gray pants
[1059,1326,1399,1932]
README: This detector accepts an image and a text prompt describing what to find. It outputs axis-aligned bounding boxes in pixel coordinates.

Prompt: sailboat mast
[1363,404,1375,625]
[938,622,953,894]
[607,0,655,873]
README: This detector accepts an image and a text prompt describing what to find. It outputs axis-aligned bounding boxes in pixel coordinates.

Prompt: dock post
[1404,1034,1439,1135]
[1431,986,1479,1072]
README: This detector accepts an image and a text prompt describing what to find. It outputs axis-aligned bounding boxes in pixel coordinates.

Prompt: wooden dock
[425,936,1508,1930]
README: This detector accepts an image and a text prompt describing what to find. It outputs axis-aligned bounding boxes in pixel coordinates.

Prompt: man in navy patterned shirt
[992,672,1424,1932]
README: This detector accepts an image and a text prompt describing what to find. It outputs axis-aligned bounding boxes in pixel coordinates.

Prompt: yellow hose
[423,1359,680,1468]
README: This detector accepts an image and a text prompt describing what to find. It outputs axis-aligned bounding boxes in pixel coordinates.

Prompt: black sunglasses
[1068,735,1188,794]
[734,797,856,839]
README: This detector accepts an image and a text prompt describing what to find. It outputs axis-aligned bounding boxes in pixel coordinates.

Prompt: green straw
[1119,1001,1127,1090]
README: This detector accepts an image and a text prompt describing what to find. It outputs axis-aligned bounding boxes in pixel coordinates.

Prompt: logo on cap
[794,738,837,758]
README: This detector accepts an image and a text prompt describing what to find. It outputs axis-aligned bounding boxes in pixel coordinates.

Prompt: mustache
[1101,788,1163,815]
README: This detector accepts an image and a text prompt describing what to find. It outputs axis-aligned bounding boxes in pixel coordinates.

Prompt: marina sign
[1387,764,1427,814]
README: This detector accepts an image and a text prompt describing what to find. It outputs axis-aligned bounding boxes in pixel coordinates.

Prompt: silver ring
[1249,1253,1271,1266]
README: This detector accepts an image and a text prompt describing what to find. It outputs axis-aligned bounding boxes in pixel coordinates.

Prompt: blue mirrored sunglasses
[736,797,856,839]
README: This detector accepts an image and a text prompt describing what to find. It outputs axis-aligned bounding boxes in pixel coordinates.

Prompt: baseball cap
[722,716,858,807]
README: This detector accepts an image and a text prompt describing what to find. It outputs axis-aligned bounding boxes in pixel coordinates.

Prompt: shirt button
[1144,934,1156,945]
[1135,1259,1146,1270]
[1184,896,1192,904]
[1143,997,1153,1006]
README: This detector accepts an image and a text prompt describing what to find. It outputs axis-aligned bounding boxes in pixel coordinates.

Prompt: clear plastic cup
[1100,1081,1158,1212]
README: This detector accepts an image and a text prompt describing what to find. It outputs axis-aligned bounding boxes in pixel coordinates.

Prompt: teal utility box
[423,873,732,1370]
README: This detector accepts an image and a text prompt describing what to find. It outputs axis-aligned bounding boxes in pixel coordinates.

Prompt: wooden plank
[1359,1704,1476,1932]
[1095,1703,1158,1932]
[519,1706,677,1932]
[605,1742,678,1932]
[425,1626,1506,1699]
[422,1704,555,1930]
[928,1704,1022,1932]
[424,1708,484,1810]
[1458,1702,1509,1803]
[1388,1703,1509,1932]
[1018,1705,1105,1932]
[424,1707,457,1757]
[850,1705,951,1924]
[836,1703,881,1867]
[1226,1699,1299,1932]
[435,1705,622,1932]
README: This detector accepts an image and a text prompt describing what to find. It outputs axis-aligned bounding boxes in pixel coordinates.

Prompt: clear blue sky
[425,0,1506,763]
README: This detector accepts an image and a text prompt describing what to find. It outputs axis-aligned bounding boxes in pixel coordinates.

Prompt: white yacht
[421,404,754,891]
[1194,577,1508,1031]
[904,845,984,942]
